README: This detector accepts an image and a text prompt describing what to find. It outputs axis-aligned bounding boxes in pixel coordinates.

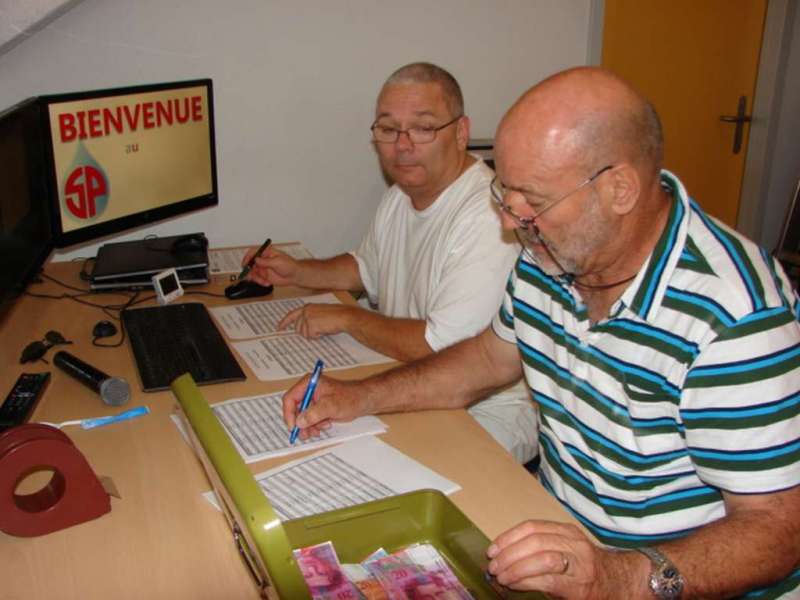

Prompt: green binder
[171,373,546,599]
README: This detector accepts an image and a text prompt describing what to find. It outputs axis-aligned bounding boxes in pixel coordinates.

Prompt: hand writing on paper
[245,246,299,287]
[282,374,363,441]
[487,520,622,599]
[278,303,354,338]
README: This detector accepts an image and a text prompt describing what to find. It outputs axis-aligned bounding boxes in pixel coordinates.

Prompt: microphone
[54,351,130,406]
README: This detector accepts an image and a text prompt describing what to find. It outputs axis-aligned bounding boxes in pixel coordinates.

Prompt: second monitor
[39,78,219,248]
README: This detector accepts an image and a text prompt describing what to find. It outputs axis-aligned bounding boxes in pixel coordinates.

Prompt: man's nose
[502,193,533,230]
[394,130,414,151]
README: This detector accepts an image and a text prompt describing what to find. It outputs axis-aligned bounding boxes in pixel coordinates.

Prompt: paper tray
[171,373,546,599]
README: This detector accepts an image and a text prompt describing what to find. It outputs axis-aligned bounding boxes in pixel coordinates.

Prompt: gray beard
[523,191,614,278]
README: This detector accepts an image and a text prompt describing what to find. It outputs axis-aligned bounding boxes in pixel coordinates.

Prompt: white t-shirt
[352,159,518,351]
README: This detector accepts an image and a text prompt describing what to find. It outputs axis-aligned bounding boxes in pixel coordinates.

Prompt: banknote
[400,544,472,598]
[294,541,362,599]
[342,563,389,600]
[362,548,389,563]
[364,552,472,600]
[297,542,473,599]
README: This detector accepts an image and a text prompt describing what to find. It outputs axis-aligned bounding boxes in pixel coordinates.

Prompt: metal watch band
[634,546,685,600]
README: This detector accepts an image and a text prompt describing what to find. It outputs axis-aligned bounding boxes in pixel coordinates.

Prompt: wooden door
[602,0,767,227]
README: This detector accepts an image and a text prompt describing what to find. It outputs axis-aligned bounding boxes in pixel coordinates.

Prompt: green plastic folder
[171,373,547,599]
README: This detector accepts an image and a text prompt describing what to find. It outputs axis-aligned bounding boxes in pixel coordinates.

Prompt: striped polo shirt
[492,171,800,597]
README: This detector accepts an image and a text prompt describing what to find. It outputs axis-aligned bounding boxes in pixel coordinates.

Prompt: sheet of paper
[208,242,313,275]
[203,436,460,520]
[209,293,341,339]
[211,391,387,462]
[232,332,393,381]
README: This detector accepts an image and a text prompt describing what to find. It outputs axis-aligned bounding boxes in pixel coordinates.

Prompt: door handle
[719,95,752,154]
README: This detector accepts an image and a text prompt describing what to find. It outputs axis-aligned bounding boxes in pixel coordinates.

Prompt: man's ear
[603,163,640,216]
[456,115,471,150]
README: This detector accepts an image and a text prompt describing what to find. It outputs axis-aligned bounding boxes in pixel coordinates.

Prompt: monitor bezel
[39,78,218,248]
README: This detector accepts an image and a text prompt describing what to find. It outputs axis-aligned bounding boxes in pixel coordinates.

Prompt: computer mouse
[170,234,208,254]
[224,280,274,300]
[93,320,118,338]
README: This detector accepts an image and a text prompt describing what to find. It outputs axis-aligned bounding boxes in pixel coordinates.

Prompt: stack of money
[294,541,475,599]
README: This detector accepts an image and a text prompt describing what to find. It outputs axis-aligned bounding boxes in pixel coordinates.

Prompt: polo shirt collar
[620,169,691,321]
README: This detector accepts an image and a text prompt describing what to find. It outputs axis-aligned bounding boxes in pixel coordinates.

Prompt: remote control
[0,372,51,431]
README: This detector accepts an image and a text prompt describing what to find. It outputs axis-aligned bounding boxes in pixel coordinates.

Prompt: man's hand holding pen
[281,374,364,441]
[242,245,299,287]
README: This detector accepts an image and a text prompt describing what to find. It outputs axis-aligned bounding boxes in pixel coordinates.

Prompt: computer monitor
[39,78,218,247]
[0,98,54,310]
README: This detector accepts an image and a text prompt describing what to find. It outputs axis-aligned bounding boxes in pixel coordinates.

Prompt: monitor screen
[40,79,218,247]
[0,98,54,310]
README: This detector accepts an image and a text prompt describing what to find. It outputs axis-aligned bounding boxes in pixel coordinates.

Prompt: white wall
[0,0,84,54]
[0,0,593,261]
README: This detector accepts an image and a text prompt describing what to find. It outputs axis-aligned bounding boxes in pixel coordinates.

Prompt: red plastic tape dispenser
[0,424,111,537]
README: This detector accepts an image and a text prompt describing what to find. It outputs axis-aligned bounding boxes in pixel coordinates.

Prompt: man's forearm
[344,309,432,362]
[357,328,524,415]
[659,488,800,598]
[294,253,363,291]
[600,487,800,599]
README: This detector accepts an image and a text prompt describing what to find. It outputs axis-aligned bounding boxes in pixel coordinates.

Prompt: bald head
[496,67,663,182]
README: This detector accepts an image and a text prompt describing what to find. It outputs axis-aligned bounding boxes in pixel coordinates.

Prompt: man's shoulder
[670,205,793,321]
[436,160,496,212]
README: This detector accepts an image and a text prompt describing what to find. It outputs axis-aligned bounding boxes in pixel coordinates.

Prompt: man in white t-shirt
[246,62,536,462]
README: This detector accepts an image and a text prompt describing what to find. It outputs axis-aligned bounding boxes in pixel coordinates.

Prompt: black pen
[237,238,271,281]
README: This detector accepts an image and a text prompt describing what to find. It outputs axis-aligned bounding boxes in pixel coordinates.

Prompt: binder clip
[0,424,111,537]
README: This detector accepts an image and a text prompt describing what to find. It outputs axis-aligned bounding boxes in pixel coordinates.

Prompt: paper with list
[210,293,341,339]
[211,391,387,462]
[233,332,392,380]
[203,435,460,520]
[208,291,393,380]
[208,242,313,275]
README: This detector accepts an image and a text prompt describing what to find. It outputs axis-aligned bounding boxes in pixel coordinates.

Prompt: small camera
[152,268,184,305]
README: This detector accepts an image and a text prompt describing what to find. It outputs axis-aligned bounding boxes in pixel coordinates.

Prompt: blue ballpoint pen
[289,359,324,444]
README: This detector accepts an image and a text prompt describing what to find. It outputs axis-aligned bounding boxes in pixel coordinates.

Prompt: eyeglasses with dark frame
[20,330,73,364]
[490,165,614,235]
[370,114,463,144]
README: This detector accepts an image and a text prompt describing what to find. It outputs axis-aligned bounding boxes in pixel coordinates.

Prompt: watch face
[650,565,684,599]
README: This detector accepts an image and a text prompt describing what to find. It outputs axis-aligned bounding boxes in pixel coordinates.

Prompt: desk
[0,257,574,600]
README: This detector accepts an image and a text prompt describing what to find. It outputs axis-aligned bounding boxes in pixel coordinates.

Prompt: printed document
[211,391,387,462]
[208,242,312,275]
[203,436,460,520]
[233,332,392,380]
[210,293,341,339]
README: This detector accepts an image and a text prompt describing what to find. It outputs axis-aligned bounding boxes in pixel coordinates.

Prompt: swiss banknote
[293,541,362,599]
[295,540,474,599]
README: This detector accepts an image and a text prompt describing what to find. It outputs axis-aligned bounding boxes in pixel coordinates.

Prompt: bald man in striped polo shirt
[283,67,800,599]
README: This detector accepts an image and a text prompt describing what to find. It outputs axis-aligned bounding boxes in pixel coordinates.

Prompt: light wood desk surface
[0,255,573,600]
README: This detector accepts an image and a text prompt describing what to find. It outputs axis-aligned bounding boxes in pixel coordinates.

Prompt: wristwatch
[634,546,685,599]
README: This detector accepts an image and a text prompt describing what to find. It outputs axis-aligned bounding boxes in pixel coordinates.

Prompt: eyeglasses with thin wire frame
[370,114,463,144]
[490,165,614,233]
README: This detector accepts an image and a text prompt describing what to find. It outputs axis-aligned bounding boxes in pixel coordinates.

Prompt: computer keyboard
[122,302,246,392]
